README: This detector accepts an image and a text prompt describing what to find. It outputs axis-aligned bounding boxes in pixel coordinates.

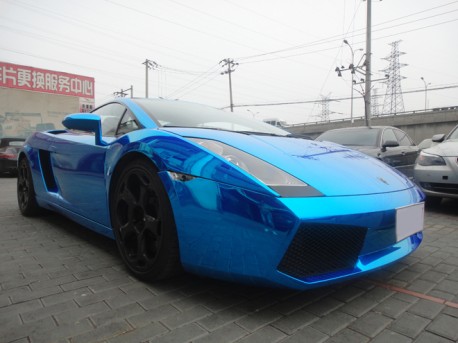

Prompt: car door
[393,128,419,179]
[379,128,409,175]
[49,103,127,226]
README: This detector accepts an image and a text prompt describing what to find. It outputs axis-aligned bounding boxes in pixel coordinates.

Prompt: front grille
[421,182,458,195]
[278,223,367,279]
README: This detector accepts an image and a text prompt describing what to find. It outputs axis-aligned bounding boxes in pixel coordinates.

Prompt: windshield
[132,98,290,136]
[317,128,380,146]
[447,125,458,140]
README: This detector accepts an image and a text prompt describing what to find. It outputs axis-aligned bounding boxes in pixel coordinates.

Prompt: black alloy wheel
[111,159,180,280]
[17,157,42,216]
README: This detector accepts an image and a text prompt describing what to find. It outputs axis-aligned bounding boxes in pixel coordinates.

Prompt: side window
[117,110,140,136]
[92,103,126,136]
[448,126,458,140]
[382,129,397,145]
[394,129,413,146]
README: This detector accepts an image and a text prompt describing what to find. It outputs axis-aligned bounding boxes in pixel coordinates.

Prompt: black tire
[425,196,442,207]
[110,159,181,281]
[17,157,43,216]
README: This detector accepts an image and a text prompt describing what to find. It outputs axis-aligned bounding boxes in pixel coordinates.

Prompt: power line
[102,0,267,53]
[235,4,458,63]
[227,84,458,108]
[165,64,221,99]
[166,0,298,46]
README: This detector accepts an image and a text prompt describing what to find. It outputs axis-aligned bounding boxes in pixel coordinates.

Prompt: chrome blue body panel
[19,98,425,290]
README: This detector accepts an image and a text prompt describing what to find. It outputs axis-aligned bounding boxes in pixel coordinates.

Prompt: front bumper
[414,161,458,199]
[162,173,424,290]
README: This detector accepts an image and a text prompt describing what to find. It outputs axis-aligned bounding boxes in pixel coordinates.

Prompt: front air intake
[278,223,368,279]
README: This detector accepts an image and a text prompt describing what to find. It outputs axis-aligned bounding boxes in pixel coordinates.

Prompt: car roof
[326,126,394,131]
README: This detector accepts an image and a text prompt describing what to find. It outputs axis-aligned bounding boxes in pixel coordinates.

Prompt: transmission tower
[382,41,407,115]
[371,88,380,116]
[320,94,331,122]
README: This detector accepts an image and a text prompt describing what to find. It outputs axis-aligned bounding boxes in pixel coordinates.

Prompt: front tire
[110,159,181,281]
[17,157,43,216]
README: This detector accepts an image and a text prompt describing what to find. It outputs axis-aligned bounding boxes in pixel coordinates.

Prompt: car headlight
[189,138,323,197]
[417,151,446,166]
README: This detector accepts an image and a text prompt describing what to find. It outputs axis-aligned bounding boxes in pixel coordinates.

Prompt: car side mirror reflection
[431,134,445,143]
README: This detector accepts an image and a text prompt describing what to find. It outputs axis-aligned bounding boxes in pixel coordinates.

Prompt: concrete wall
[286,109,458,144]
[0,88,79,138]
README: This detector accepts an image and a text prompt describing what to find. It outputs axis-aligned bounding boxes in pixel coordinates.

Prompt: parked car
[316,126,419,179]
[17,98,424,290]
[0,137,25,175]
[417,138,437,151]
[414,124,458,205]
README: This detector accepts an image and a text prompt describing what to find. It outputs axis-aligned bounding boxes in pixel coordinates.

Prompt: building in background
[0,61,95,138]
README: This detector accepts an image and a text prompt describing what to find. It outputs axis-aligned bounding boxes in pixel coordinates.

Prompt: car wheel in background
[110,159,181,281]
[17,157,43,216]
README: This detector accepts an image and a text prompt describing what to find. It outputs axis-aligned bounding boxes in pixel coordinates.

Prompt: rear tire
[110,159,181,281]
[17,157,43,216]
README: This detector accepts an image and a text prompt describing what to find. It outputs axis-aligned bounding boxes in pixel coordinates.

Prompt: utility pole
[220,58,238,112]
[113,85,133,98]
[364,0,372,127]
[420,77,430,112]
[143,59,158,98]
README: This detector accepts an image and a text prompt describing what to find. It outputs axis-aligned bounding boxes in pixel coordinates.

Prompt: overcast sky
[1,0,458,124]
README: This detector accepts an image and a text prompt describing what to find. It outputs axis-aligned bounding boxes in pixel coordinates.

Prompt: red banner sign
[0,61,94,98]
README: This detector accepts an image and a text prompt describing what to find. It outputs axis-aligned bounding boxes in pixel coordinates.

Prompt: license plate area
[396,202,424,242]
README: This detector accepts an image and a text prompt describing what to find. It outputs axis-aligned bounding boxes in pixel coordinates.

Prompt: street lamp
[420,77,430,112]
[247,109,258,118]
[343,40,355,123]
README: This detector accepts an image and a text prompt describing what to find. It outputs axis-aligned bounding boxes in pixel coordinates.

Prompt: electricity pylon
[382,41,407,115]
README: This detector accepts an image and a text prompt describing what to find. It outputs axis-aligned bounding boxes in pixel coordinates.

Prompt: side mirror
[62,113,105,146]
[381,140,399,152]
[431,133,445,143]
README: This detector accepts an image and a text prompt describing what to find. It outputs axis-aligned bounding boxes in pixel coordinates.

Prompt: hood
[424,140,458,157]
[162,128,414,197]
[345,145,380,158]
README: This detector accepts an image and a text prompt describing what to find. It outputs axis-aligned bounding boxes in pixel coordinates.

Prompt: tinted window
[447,126,458,140]
[117,110,140,135]
[382,129,397,144]
[92,103,127,136]
[317,128,380,146]
[7,141,24,147]
[133,99,289,136]
[394,129,413,146]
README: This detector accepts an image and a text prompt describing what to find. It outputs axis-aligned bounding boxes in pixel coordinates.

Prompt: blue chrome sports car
[17,98,425,290]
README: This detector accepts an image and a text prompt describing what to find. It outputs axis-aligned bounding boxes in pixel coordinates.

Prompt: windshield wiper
[235,131,288,137]
[162,125,229,131]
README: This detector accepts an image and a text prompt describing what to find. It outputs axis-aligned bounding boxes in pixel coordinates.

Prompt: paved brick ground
[1,176,457,343]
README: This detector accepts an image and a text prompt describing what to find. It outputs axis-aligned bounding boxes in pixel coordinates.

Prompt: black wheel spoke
[144,214,161,237]
[118,222,136,241]
[136,231,153,265]
[111,160,179,280]
[120,180,138,205]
